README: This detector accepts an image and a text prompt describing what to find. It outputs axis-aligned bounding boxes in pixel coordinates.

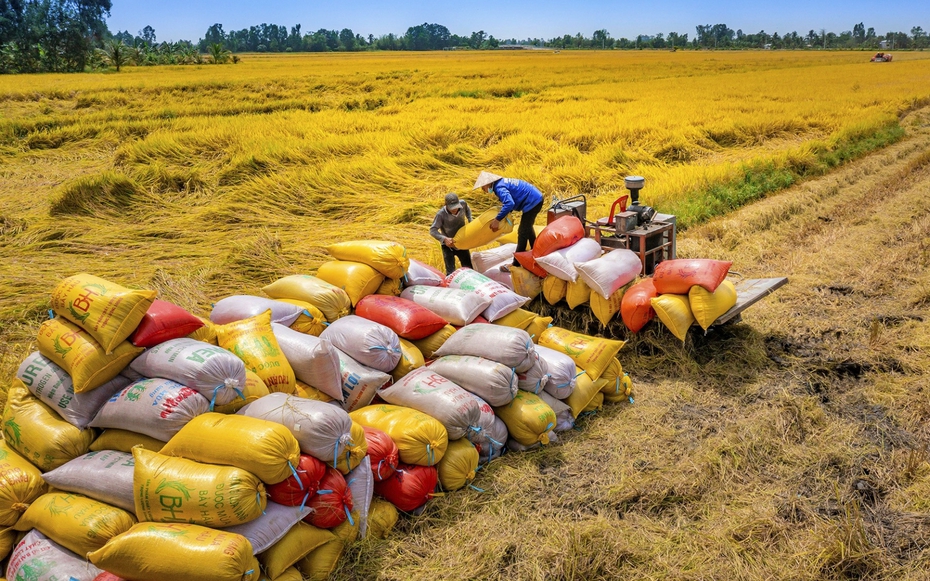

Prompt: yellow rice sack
[214,370,269,414]
[188,317,218,345]
[589,285,628,327]
[133,447,266,527]
[294,380,335,403]
[37,318,143,394]
[689,279,738,330]
[326,240,410,280]
[542,276,567,305]
[376,277,404,297]
[582,391,605,413]
[436,438,479,492]
[492,308,536,330]
[14,492,136,556]
[565,278,591,309]
[0,527,15,561]
[651,294,695,342]
[0,440,48,526]
[297,536,345,581]
[493,391,556,447]
[258,522,335,580]
[453,208,514,250]
[315,261,384,307]
[260,567,302,581]
[539,326,625,381]
[524,316,553,344]
[391,338,424,382]
[599,359,625,395]
[2,381,95,471]
[90,429,165,453]
[263,275,352,322]
[604,373,634,404]
[410,324,456,360]
[350,405,448,466]
[160,412,300,485]
[509,266,543,300]
[497,224,543,246]
[50,273,157,354]
[333,509,360,544]
[276,299,327,336]
[334,421,368,475]
[216,310,296,394]
[88,522,260,581]
[365,499,398,539]
[565,370,609,418]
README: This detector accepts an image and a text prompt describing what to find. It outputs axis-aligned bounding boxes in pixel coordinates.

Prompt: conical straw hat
[472,171,503,190]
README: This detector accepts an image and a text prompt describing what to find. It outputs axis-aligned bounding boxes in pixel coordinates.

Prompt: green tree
[208,42,230,63]
[97,38,129,70]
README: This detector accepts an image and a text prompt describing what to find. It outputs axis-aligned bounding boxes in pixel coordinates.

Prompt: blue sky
[106,0,929,43]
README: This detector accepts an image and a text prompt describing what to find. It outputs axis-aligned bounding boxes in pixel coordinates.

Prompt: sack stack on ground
[1,240,642,579]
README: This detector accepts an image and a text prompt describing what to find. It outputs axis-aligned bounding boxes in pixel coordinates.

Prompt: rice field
[2,49,930,580]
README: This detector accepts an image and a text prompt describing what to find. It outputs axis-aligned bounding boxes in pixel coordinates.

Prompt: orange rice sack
[652,259,732,294]
[531,216,585,258]
[621,278,658,333]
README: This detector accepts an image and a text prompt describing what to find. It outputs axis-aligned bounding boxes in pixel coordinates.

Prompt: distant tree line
[1,5,927,75]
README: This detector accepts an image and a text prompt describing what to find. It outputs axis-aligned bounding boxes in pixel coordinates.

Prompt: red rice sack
[534,238,602,282]
[363,426,399,481]
[378,367,481,441]
[128,338,247,408]
[652,258,733,294]
[404,259,444,287]
[400,286,491,327]
[210,295,306,327]
[374,464,438,513]
[433,324,536,373]
[130,299,204,347]
[513,251,549,278]
[305,467,353,529]
[442,268,530,322]
[575,248,642,300]
[336,348,392,412]
[621,278,658,333]
[320,315,401,373]
[17,351,130,428]
[532,216,585,258]
[426,355,518,407]
[271,324,343,401]
[268,453,327,506]
[355,295,448,340]
[89,378,210,441]
[472,243,517,273]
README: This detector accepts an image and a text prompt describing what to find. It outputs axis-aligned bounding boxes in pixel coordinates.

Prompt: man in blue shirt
[473,171,544,269]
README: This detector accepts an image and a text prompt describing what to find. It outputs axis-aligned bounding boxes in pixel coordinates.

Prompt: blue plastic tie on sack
[47,309,55,320]
[288,461,304,490]
[426,444,435,466]
[332,440,341,469]
[345,504,355,526]
[468,484,485,493]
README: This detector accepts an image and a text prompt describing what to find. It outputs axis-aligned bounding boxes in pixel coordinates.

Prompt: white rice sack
[377,367,481,441]
[41,450,135,512]
[239,393,354,467]
[534,238,602,282]
[336,349,391,412]
[478,413,509,463]
[128,338,247,407]
[7,530,104,581]
[472,243,517,273]
[575,248,642,300]
[517,352,550,395]
[272,323,343,401]
[539,392,576,432]
[433,324,537,373]
[319,315,401,373]
[482,266,513,290]
[346,459,374,538]
[90,377,210,441]
[209,295,304,327]
[443,268,530,322]
[226,501,309,554]
[404,259,444,287]
[17,351,130,429]
[427,355,517,407]
[536,345,577,400]
[400,286,492,326]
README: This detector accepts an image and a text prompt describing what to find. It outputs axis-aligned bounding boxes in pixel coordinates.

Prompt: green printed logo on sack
[67,282,108,325]
[3,418,22,447]
[52,334,73,359]
[45,495,74,517]
[155,479,193,522]
[146,523,189,539]
[412,372,449,395]
[15,559,52,581]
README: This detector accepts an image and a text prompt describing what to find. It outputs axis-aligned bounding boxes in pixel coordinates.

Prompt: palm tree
[97,40,130,72]
[208,43,231,64]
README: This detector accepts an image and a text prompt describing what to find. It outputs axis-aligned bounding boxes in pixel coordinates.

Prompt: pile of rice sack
[0,238,640,581]
[472,216,737,341]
